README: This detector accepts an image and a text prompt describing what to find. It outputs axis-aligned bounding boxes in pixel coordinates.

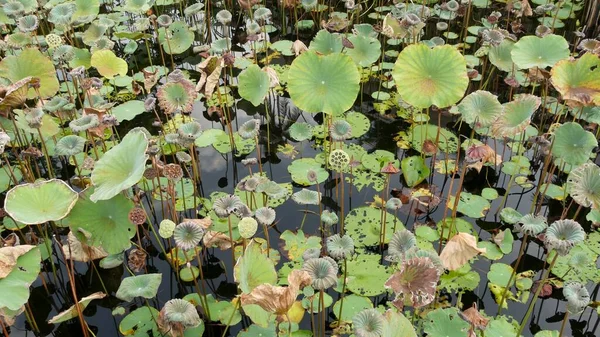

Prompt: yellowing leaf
[91,50,128,79]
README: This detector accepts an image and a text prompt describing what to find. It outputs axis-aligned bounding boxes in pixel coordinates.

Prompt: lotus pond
[0,1,600,337]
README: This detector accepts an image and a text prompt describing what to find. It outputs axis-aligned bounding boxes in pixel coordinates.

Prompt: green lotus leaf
[424,308,470,337]
[0,48,59,99]
[345,35,381,67]
[487,263,515,286]
[382,309,417,337]
[280,230,321,261]
[479,241,504,260]
[72,0,99,22]
[551,53,600,106]
[552,244,600,283]
[234,239,277,294]
[552,122,597,166]
[491,94,541,138]
[501,155,531,176]
[496,229,514,254]
[401,156,430,187]
[457,90,503,127]
[270,40,294,56]
[486,316,519,337]
[0,246,40,310]
[124,0,154,14]
[510,34,569,69]
[0,166,22,194]
[499,207,523,224]
[238,64,270,106]
[91,50,128,79]
[446,192,490,218]
[289,122,314,141]
[332,294,373,322]
[48,292,106,324]
[535,331,559,337]
[116,274,162,302]
[5,179,78,225]
[437,217,475,240]
[66,189,135,254]
[288,158,328,185]
[119,307,160,337]
[309,29,343,55]
[361,150,399,173]
[158,21,194,55]
[13,109,61,140]
[350,170,385,192]
[238,324,277,337]
[287,51,360,115]
[345,253,392,296]
[345,206,404,247]
[195,129,225,147]
[345,111,370,138]
[90,130,148,202]
[112,100,145,122]
[409,124,459,154]
[303,292,332,313]
[439,264,481,291]
[213,132,256,156]
[69,47,92,69]
[392,44,468,108]
[489,39,516,72]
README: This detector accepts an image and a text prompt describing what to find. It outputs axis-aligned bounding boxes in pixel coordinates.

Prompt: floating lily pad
[487,263,514,286]
[446,192,490,218]
[280,230,321,261]
[112,100,145,122]
[332,294,373,321]
[401,156,430,187]
[288,158,328,185]
[119,307,160,337]
[439,264,481,291]
[345,207,404,247]
[345,253,391,296]
[5,179,78,225]
[423,308,470,337]
[409,124,459,154]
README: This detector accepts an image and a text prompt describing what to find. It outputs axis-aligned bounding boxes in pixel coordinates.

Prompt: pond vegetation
[0,1,599,337]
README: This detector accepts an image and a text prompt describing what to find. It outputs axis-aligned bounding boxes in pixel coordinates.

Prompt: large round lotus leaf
[270,40,294,56]
[552,244,600,284]
[345,35,381,67]
[289,122,314,141]
[345,253,391,296]
[382,309,417,337]
[392,44,468,109]
[124,0,154,13]
[496,228,514,254]
[5,179,78,225]
[489,40,516,72]
[239,324,277,337]
[500,207,523,224]
[0,246,40,310]
[423,308,470,337]
[288,158,328,185]
[91,50,128,79]
[491,94,541,138]
[280,230,321,261]
[119,307,160,337]
[344,111,370,138]
[401,155,430,187]
[409,124,458,154]
[112,100,145,122]
[234,240,277,294]
[287,51,360,115]
[439,264,481,291]
[90,130,148,202]
[69,47,92,69]
[344,206,404,247]
[309,29,343,55]
[332,294,373,321]
[446,192,490,218]
[0,48,59,99]
[487,263,515,286]
[72,0,99,22]
[361,150,399,173]
[116,274,162,302]
[551,53,600,106]
[158,21,194,54]
[213,132,256,156]
[457,90,503,127]
[486,317,518,337]
[510,34,569,69]
[66,189,135,254]
[552,122,597,166]
[238,64,270,107]
[195,129,225,147]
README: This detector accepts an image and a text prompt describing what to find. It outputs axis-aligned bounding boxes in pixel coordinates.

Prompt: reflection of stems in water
[497,233,528,316]
[518,253,559,336]
[379,174,391,251]
[300,205,308,230]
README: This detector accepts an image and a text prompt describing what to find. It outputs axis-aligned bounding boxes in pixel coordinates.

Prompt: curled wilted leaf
[440,232,486,270]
